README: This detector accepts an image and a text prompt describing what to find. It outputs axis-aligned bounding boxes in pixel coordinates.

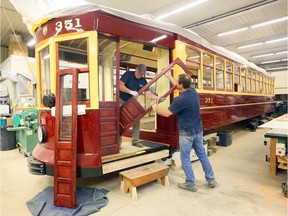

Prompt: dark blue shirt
[168,88,203,134]
[120,71,148,101]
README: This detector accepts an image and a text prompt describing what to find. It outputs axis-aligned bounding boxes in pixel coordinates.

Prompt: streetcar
[27,5,274,207]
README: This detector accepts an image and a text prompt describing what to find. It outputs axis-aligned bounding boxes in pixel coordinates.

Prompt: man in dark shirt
[152,72,217,192]
[120,64,159,147]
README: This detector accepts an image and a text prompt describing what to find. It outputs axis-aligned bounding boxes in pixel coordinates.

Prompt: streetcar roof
[10,0,273,77]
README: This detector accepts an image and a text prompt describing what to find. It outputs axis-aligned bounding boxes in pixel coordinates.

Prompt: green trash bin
[0,127,16,151]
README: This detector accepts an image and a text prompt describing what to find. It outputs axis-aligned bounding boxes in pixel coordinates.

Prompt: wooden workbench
[264,128,288,175]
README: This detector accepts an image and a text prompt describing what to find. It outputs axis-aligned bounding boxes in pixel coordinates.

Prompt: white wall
[272,70,288,95]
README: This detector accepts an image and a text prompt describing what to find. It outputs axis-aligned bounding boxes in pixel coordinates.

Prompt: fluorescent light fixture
[150,35,167,43]
[265,37,288,44]
[251,16,288,28]
[282,59,288,61]
[157,0,207,19]
[237,42,263,49]
[252,51,288,58]
[27,39,35,47]
[266,66,288,71]
[217,16,288,37]
[252,53,274,58]
[261,60,281,64]
[217,27,249,37]
[276,51,288,55]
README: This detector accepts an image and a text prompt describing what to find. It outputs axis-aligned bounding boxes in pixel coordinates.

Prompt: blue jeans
[179,131,215,185]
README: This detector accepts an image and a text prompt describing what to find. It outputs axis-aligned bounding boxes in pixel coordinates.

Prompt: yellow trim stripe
[201,101,275,110]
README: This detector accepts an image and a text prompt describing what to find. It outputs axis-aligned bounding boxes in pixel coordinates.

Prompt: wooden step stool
[119,162,169,200]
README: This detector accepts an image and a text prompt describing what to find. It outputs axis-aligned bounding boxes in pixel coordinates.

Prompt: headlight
[37,125,47,143]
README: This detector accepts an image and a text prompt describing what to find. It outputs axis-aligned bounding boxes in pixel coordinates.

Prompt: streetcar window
[226,62,232,91]
[57,39,89,103]
[185,46,200,89]
[216,58,224,90]
[251,71,256,93]
[241,68,246,92]
[39,47,51,105]
[98,37,117,101]
[234,65,240,92]
[247,70,251,92]
[203,52,214,89]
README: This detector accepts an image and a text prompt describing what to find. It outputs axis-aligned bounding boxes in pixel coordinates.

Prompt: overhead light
[261,60,281,64]
[252,53,274,58]
[238,37,288,49]
[282,58,288,61]
[276,51,288,55]
[250,16,288,28]
[252,51,288,58]
[157,0,208,19]
[150,35,167,43]
[217,16,288,37]
[237,42,263,49]
[27,39,35,47]
[265,37,288,44]
[266,66,288,71]
[217,27,249,37]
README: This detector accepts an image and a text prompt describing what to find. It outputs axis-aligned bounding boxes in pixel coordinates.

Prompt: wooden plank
[270,138,277,175]
[102,150,169,174]
[102,145,151,163]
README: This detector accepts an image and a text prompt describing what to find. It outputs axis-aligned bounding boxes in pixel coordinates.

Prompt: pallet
[119,163,169,200]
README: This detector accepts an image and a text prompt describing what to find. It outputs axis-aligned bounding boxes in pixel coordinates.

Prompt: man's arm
[119,80,138,97]
[145,91,159,100]
[152,103,173,117]
[165,70,178,86]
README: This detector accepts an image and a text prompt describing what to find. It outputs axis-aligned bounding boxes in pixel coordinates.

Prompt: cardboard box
[6,117,13,126]
[8,42,28,57]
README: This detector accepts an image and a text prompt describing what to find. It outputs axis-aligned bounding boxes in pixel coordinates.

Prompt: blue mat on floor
[26,186,109,216]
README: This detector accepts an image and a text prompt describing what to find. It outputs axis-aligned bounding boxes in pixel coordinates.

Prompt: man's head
[136,64,147,75]
[178,74,191,90]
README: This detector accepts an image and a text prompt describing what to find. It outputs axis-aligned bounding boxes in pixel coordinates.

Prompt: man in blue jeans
[152,72,217,192]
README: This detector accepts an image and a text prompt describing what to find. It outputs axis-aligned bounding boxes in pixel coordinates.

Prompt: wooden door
[119,58,191,135]
[54,68,78,208]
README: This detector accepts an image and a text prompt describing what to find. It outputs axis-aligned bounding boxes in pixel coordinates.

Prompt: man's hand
[129,91,139,98]
[152,103,158,112]
[151,95,166,104]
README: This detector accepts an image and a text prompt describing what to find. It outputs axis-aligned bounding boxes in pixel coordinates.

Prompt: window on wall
[226,62,232,91]
[216,57,224,90]
[186,46,200,89]
[241,68,246,92]
[98,36,117,101]
[203,53,214,89]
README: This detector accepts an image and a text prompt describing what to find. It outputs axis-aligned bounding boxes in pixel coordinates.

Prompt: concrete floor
[0,123,287,216]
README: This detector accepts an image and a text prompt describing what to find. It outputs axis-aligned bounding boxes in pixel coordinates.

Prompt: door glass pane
[59,74,73,141]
